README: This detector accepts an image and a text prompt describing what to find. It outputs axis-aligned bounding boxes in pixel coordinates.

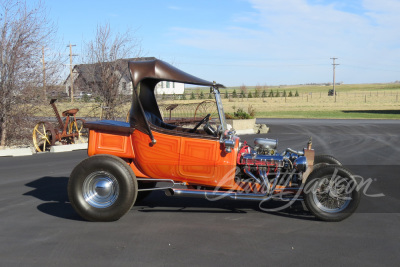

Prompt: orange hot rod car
[68,59,360,222]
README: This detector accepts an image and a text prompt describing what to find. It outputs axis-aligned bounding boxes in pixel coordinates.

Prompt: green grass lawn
[255,110,400,119]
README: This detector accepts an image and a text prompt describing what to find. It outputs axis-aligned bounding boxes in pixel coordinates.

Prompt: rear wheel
[304,165,360,222]
[68,154,137,222]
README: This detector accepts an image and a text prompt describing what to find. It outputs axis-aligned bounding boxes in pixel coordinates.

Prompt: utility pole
[68,43,77,103]
[331,57,339,102]
[41,46,46,102]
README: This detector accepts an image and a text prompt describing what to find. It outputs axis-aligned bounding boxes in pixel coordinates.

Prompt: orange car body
[87,125,241,190]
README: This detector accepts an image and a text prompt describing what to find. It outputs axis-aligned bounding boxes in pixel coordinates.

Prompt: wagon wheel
[69,119,87,144]
[194,100,219,124]
[32,122,56,152]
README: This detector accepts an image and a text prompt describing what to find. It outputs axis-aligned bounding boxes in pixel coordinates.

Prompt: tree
[190,91,196,100]
[262,90,267,97]
[199,91,204,99]
[254,84,261,98]
[268,89,274,97]
[81,23,141,119]
[232,89,237,98]
[224,90,228,99]
[0,0,59,148]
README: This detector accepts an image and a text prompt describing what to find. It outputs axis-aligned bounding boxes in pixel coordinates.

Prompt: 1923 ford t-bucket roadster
[68,59,360,222]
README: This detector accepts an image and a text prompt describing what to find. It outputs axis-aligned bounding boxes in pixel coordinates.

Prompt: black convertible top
[128,59,224,142]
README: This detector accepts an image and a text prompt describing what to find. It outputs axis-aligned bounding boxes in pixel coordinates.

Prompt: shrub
[225,106,255,119]
[248,104,256,117]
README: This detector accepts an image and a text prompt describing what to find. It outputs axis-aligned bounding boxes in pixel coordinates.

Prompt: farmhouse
[63,57,184,96]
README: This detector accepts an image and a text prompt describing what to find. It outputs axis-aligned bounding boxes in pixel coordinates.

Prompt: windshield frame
[212,85,227,133]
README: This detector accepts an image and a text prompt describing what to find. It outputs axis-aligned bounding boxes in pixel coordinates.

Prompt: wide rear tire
[304,165,360,222]
[68,154,137,222]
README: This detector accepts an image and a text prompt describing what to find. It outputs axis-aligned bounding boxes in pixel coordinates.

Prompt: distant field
[171,83,400,119]
[36,83,400,120]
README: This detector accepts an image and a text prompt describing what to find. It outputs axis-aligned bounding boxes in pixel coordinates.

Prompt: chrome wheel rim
[312,175,352,213]
[83,171,119,208]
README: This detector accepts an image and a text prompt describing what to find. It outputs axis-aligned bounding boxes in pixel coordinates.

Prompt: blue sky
[46,0,400,86]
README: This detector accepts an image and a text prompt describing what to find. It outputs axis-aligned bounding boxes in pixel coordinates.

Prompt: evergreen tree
[275,90,280,97]
[225,90,229,98]
[254,89,259,98]
[182,93,187,100]
[283,90,287,97]
[248,91,253,98]
[199,91,205,99]
[288,91,293,97]
[269,89,274,97]
[262,90,267,97]
[240,90,246,98]
[232,89,237,98]
[190,91,196,100]
[295,90,299,97]
[208,93,213,99]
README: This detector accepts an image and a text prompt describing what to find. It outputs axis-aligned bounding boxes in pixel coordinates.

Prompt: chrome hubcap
[83,171,119,208]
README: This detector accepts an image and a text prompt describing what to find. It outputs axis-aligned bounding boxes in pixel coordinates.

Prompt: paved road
[1,119,399,266]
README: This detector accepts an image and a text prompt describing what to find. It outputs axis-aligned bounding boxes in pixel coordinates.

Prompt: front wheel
[313,154,342,171]
[303,165,360,222]
[68,154,137,222]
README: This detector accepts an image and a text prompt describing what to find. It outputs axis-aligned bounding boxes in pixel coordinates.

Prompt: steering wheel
[191,114,211,132]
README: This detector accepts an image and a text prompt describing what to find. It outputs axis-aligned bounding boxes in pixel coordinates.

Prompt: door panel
[179,138,217,183]
[132,130,181,179]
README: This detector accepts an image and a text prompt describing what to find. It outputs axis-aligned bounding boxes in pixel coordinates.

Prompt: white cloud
[168,0,400,84]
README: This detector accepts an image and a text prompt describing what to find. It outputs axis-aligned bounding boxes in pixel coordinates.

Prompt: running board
[165,188,303,201]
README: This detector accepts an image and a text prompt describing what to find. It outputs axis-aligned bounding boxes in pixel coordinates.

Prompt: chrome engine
[236,138,309,187]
